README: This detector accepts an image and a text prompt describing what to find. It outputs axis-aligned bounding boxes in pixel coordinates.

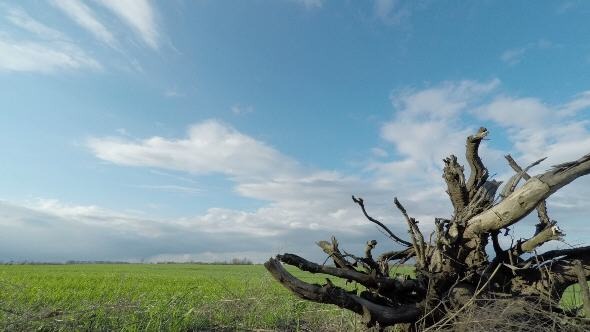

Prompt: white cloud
[7,79,590,263]
[87,120,300,180]
[6,7,67,41]
[231,104,254,115]
[371,147,389,158]
[164,88,184,98]
[374,0,411,25]
[392,79,500,119]
[291,0,325,9]
[52,0,117,47]
[96,0,160,49]
[558,91,590,116]
[500,47,527,65]
[475,96,551,127]
[134,184,201,195]
[500,40,555,65]
[378,79,500,170]
[0,6,100,73]
[475,94,590,166]
[0,197,385,263]
[86,119,425,258]
[0,37,101,73]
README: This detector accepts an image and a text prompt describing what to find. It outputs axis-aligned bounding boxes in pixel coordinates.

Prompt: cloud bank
[4,79,590,262]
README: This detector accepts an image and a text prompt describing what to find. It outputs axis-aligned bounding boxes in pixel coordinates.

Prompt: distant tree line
[0,257,254,265]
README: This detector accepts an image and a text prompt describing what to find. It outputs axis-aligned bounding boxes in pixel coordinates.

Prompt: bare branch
[274,253,425,295]
[504,155,551,233]
[499,155,546,200]
[521,249,590,299]
[491,231,503,257]
[264,257,423,326]
[442,155,468,215]
[466,127,489,196]
[516,222,564,254]
[363,240,382,274]
[539,153,590,194]
[394,197,426,267]
[535,202,551,235]
[465,152,590,236]
[317,236,356,271]
[530,245,590,263]
[505,155,546,181]
[377,248,415,263]
[352,195,412,247]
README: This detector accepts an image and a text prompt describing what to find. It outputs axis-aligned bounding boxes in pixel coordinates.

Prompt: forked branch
[352,195,412,247]
[465,152,590,237]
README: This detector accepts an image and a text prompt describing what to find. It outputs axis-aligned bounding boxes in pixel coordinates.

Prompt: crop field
[0,263,583,331]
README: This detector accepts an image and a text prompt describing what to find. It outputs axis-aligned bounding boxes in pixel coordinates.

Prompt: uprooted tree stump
[264,127,590,331]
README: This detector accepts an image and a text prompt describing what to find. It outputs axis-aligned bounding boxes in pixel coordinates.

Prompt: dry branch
[465,127,489,197]
[264,127,590,330]
[352,195,412,247]
[264,258,423,326]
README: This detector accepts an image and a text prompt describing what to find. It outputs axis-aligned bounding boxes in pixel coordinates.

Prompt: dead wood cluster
[265,127,590,331]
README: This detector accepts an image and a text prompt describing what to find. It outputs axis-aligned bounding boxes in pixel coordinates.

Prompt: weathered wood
[504,155,551,233]
[518,223,563,253]
[264,258,423,326]
[465,177,550,237]
[574,260,590,318]
[316,236,356,271]
[443,155,468,215]
[264,127,590,329]
[465,127,489,197]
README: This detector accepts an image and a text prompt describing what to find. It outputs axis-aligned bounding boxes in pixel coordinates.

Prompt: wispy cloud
[0,6,101,73]
[164,89,184,98]
[52,0,117,48]
[96,0,160,49]
[231,104,254,115]
[133,184,201,195]
[374,0,411,25]
[500,40,554,65]
[558,91,590,116]
[6,7,68,41]
[0,37,101,73]
[290,0,325,10]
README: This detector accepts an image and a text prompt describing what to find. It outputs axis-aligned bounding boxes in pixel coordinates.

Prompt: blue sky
[1,0,590,263]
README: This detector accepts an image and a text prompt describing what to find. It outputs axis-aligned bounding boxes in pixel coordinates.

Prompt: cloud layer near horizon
[2,79,590,263]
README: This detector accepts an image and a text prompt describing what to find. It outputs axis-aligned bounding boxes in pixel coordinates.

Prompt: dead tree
[264,127,590,330]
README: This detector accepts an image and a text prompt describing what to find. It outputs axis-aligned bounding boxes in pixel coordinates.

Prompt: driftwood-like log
[264,127,590,330]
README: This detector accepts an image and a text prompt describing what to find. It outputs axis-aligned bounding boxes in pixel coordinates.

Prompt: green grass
[0,264,412,331]
[560,283,590,312]
[4,263,582,331]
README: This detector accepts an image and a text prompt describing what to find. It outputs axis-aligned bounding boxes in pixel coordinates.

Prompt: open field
[0,263,583,331]
[0,263,412,331]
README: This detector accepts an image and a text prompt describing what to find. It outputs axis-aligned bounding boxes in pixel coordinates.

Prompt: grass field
[0,263,412,331]
[0,263,583,331]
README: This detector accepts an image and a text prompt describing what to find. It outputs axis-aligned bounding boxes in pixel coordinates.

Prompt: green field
[0,264,410,331]
[0,264,583,331]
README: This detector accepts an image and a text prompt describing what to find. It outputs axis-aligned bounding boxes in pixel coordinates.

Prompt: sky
[1,0,590,263]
